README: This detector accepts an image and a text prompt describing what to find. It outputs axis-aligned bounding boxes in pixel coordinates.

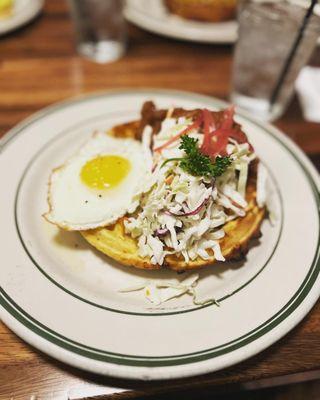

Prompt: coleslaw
[124,111,264,266]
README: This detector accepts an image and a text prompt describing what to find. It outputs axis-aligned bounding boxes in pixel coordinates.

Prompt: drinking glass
[231,0,320,121]
[68,0,126,63]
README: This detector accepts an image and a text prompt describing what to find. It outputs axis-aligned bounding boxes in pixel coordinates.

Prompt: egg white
[44,132,153,230]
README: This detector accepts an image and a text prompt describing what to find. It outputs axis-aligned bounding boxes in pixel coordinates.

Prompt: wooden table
[1,1,320,399]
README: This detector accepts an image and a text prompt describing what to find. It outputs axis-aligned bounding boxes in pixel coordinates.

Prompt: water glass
[68,0,126,63]
[231,0,320,121]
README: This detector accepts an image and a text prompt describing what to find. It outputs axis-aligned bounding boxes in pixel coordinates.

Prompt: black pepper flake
[85,200,88,204]
[99,194,102,198]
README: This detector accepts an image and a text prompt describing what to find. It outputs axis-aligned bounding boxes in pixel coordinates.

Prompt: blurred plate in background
[125,0,238,44]
[0,0,43,36]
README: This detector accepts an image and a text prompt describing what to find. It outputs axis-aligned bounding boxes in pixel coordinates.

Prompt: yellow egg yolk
[80,155,131,190]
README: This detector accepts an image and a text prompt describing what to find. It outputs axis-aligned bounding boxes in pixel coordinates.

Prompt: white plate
[0,0,43,36]
[0,89,319,380]
[124,0,238,44]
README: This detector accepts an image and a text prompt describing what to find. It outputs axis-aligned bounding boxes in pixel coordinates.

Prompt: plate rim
[0,88,319,380]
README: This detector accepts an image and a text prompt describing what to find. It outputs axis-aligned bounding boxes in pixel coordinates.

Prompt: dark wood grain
[0,1,320,399]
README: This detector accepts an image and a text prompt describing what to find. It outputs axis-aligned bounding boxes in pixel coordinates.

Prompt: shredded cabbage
[257,162,277,224]
[124,116,258,265]
[119,273,219,306]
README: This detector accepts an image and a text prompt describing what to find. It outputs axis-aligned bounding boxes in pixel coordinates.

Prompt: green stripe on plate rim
[0,89,319,367]
[13,109,283,316]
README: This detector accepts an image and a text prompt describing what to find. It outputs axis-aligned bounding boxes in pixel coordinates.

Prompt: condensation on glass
[231,0,320,120]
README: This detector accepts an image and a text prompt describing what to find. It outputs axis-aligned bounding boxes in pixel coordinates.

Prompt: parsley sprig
[161,135,231,178]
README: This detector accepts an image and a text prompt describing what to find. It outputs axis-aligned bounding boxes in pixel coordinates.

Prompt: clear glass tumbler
[231,0,320,121]
[68,0,126,64]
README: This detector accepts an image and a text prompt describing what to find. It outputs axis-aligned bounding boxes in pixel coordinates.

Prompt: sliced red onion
[167,197,210,217]
[229,197,246,209]
[155,228,169,236]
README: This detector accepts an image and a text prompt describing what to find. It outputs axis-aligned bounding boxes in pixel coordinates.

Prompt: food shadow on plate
[53,228,261,283]
[54,228,90,252]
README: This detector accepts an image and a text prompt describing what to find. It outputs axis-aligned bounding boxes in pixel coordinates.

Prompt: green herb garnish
[161,135,231,178]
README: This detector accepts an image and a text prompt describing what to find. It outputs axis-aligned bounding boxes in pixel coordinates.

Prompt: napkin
[296,66,320,123]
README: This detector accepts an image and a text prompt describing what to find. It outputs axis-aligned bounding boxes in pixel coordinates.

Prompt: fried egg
[44,132,152,230]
